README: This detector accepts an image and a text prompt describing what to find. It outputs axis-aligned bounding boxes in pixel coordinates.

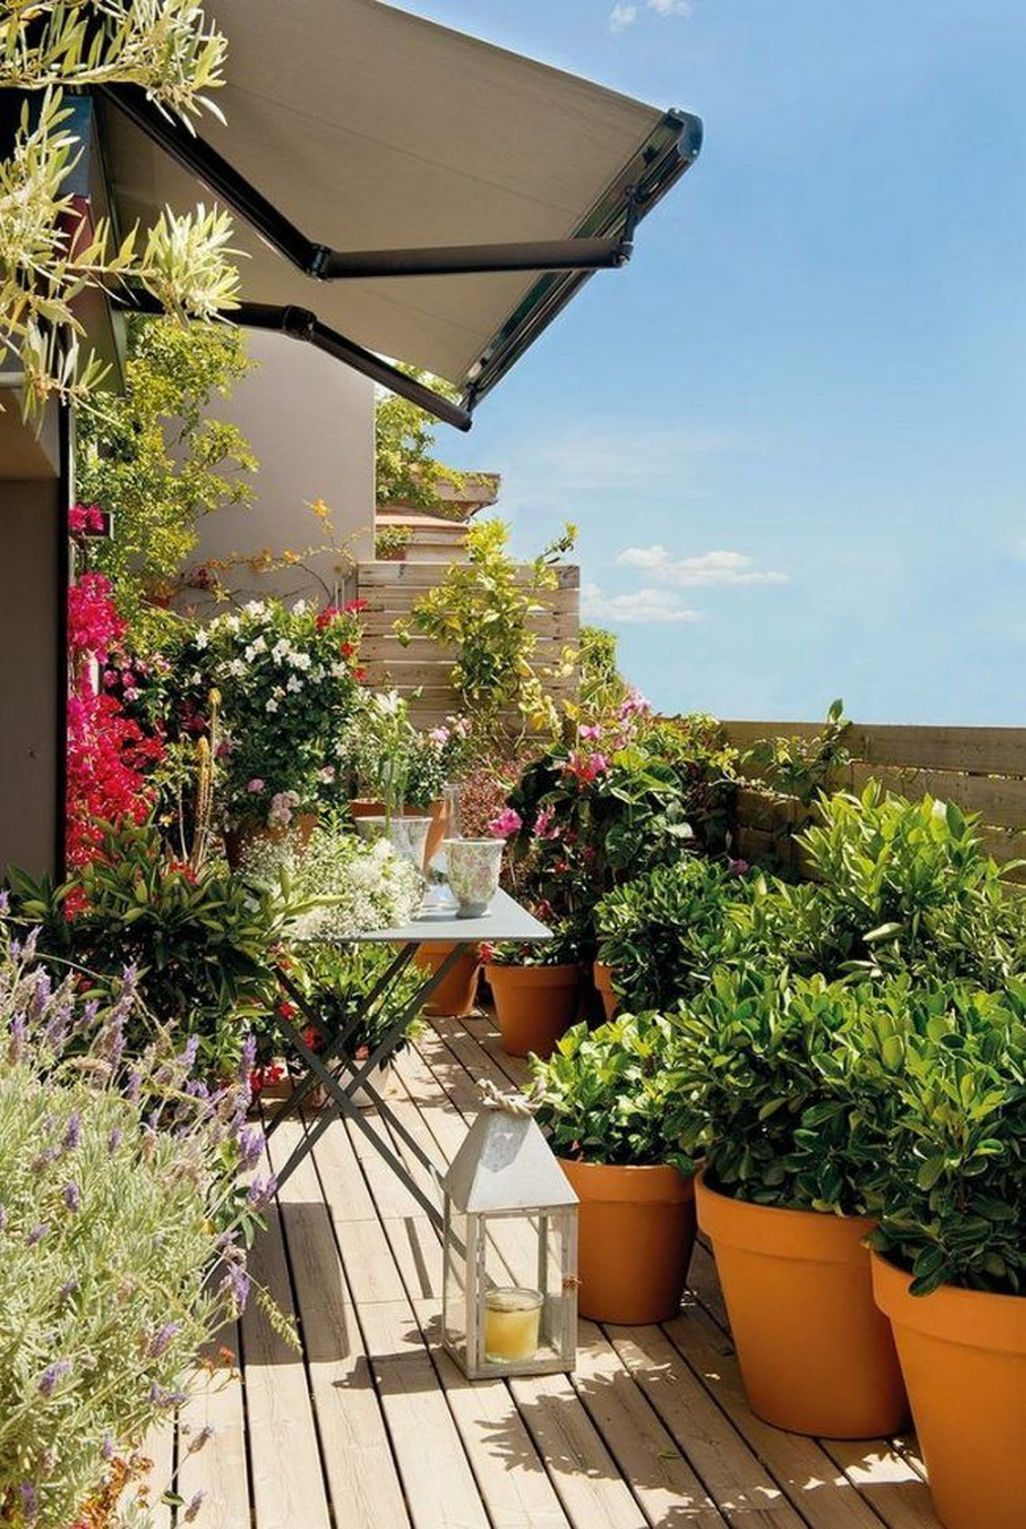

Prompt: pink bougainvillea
[65,569,164,875]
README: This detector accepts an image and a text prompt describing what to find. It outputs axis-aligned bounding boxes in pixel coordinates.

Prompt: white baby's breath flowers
[242,827,422,940]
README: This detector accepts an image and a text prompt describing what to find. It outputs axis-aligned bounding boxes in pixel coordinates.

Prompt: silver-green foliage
[0,925,260,1526]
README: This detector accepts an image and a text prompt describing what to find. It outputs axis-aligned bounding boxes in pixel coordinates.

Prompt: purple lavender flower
[246,1174,277,1212]
[0,889,9,915]
[126,1070,142,1103]
[19,1482,37,1521]
[184,1489,206,1523]
[74,997,100,1034]
[148,1321,181,1358]
[101,1432,114,1462]
[237,1125,264,1170]
[20,927,39,964]
[148,1381,187,1409]
[108,1128,123,1152]
[7,1013,26,1064]
[239,1032,258,1083]
[222,1262,251,1311]
[37,1358,71,1397]
[180,1035,200,1072]
[26,1222,48,1246]
[62,1113,82,1151]
[28,968,51,1017]
[60,1279,78,1302]
[30,1147,58,1173]
[63,1182,80,1213]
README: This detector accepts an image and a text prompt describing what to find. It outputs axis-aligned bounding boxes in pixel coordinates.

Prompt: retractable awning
[99,0,702,426]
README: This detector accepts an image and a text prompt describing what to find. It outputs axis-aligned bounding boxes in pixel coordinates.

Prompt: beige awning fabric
[99,0,701,414]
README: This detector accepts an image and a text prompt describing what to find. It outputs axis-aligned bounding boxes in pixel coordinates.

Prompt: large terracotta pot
[414,941,481,1018]
[696,1173,908,1438]
[224,811,318,872]
[561,1158,696,1324]
[593,961,619,1021]
[488,963,580,1058]
[872,1253,1026,1529]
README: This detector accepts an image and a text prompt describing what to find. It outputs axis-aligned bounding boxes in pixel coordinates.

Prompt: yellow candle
[484,1287,543,1363]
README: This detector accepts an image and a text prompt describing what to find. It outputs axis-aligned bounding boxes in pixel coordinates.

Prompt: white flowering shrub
[243,827,422,941]
[0,919,276,1528]
[169,599,365,827]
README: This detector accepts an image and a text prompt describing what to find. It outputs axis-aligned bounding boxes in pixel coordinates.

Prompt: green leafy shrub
[532,1013,693,1172]
[672,971,877,1214]
[0,921,265,1527]
[741,699,852,805]
[595,858,741,1010]
[286,943,424,1060]
[403,519,576,731]
[800,784,1026,983]
[854,982,1026,1296]
[7,821,290,1075]
[168,597,364,827]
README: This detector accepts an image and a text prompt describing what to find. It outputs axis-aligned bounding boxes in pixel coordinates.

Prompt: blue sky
[401,1,1026,724]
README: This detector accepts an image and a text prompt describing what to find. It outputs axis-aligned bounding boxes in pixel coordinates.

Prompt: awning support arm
[102,86,634,278]
[122,291,473,430]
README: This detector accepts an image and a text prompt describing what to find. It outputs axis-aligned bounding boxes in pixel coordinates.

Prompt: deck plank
[267,1121,412,1528]
[240,1190,332,1529]
[176,1335,250,1529]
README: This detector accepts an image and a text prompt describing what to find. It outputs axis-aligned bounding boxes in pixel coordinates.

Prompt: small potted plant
[861,983,1026,1529]
[532,1012,697,1323]
[483,925,583,1059]
[375,522,414,561]
[675,970,908,1439]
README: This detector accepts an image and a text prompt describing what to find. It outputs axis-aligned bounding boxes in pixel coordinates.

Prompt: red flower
[316,604,340,629]
[340,641,356,658]
[276,1000,298,1020]
[343,598,368,614]
[353,667,368,683]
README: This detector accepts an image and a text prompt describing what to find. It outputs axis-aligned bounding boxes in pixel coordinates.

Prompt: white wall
[184,331,375,609]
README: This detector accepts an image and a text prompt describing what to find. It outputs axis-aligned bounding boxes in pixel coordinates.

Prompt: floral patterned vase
[445,839,504,918]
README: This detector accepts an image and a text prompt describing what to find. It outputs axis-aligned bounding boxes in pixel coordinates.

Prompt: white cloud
[609,4,638,31]
[616,546,790,589]
[582,581,703,625]
[610,0,692,29]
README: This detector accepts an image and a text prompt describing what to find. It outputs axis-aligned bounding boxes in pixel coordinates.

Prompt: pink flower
[247,778,265,794]
[487,807,522,839]
[534,806,560,841]
[428,727,449,747]
[727,857,750,876]
[588,752,611,776]
[579,723,602,741]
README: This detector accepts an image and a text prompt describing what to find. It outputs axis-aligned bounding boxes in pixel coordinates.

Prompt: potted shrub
[375,522,414,561]
[675,971,908,1438]
[414,941,482,1017]
[169,597,365,855]
[594,855,741,1013]
[532,1013,697,1323]
[859,983,1026,1529]
[483,927,582,1059]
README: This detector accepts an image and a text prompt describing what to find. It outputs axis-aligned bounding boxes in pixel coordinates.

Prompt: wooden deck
[149,1012,941,1529]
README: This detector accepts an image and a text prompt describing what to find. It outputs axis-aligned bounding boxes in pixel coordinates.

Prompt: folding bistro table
[264,890,551,1226]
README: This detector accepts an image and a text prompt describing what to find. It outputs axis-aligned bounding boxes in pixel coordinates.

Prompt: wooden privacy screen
[355,561,580,727]
[722,721,1026,882]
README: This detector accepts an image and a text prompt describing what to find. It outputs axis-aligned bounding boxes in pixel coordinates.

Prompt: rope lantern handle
[478,1077,545,1117]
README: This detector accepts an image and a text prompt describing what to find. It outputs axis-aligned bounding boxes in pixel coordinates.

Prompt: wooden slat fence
[722,721,1026,879]
[356,561,580,727]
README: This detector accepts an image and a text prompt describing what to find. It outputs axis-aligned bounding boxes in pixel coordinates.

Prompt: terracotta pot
[414,941,481,1018]
[488,963,581,1058]
[872,1253,1026,1529]
[593,961,619,1021]
[696,1173,908,1438]
[561,1158,696,1324]
[224,811,318,872]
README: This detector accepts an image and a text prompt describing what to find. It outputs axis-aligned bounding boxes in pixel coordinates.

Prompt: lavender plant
[0,913,279,1528]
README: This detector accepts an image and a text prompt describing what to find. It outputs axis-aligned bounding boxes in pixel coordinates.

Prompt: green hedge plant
[531,1013,693,1173]
[854,981,1026,1296]
[671,971,879,1214]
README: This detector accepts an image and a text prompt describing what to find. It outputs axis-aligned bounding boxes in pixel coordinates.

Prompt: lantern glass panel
[473,1208,575,1374]
[443,1205,469,1368]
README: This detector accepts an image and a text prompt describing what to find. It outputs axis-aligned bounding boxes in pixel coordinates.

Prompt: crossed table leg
[263,939,472,1228]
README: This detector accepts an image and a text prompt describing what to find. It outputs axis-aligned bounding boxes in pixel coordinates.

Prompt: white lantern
[441,1090,578,1379]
